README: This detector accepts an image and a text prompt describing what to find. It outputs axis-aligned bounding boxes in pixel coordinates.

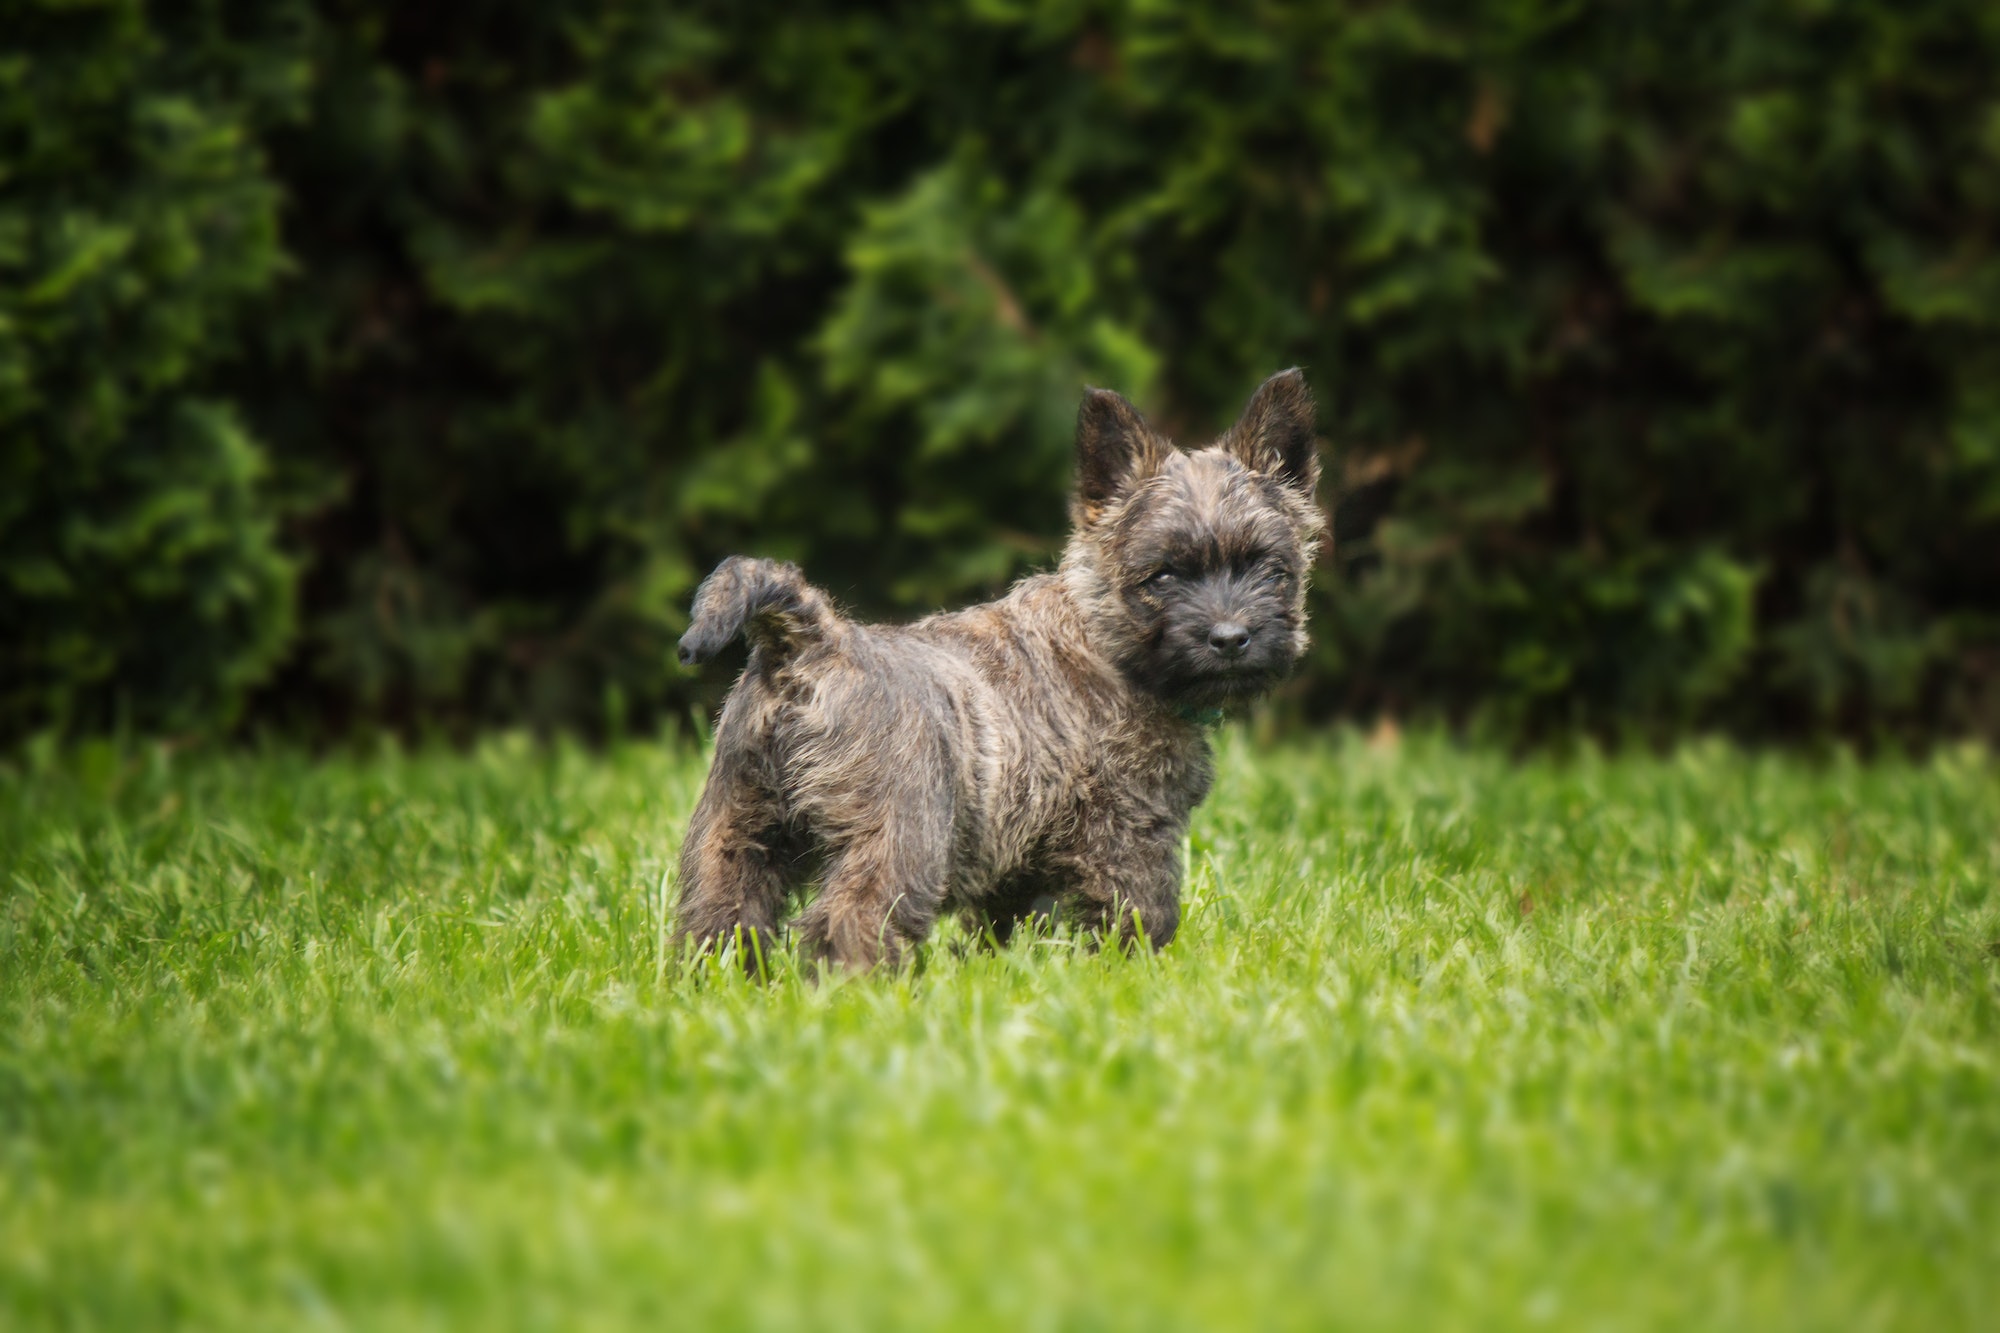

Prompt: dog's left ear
[1222,368,1319,497]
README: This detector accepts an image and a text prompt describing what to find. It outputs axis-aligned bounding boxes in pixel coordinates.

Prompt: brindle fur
[674,369,1324,972]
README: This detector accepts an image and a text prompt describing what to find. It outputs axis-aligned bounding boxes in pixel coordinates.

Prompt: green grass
[2,730,1997,1331]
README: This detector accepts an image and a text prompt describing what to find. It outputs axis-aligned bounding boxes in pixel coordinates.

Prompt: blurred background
[5,0,1999,747]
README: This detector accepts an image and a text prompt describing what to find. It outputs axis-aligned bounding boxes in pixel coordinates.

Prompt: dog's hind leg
[673,774,795,973]
[673,691,797,973]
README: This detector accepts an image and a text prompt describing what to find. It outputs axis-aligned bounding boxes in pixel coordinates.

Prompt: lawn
[2,730,1996,1330]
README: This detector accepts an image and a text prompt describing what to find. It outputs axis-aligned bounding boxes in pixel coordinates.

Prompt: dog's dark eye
[1145,568,1179,588]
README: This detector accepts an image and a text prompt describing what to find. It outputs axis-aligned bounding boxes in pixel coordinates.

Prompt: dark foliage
[6,0,1999,743]
[2,0,307,736]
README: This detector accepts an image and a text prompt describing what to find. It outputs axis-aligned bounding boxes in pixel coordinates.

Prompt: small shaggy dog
[673,370,1323,971]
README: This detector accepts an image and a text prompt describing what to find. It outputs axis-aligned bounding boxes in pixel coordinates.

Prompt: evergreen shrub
[7,1,1999,741]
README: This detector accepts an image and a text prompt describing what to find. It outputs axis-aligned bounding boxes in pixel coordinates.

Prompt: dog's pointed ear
[1222,368,1319,497]
[1074,388,1170,522]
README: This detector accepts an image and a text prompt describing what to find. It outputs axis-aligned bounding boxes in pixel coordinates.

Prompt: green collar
[1175,704,1225,728]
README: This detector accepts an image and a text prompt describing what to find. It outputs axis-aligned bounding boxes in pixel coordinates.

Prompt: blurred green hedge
[6,0,1999,743]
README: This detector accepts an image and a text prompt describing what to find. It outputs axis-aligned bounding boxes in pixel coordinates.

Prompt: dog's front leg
[1060,819,1184,953]
[793,788,953,973]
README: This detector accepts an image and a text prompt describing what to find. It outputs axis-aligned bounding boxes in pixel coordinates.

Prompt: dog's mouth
[1120,621,1298,708]
[1167,661,1288,706]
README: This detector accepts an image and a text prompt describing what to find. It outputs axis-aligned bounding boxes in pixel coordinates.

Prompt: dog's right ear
[1075,388,1170,524]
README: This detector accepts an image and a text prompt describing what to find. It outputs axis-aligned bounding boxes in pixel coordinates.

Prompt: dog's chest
[964,706,1211,882]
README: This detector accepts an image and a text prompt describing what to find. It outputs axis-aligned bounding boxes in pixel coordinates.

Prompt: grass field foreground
[2,731,1997,1330]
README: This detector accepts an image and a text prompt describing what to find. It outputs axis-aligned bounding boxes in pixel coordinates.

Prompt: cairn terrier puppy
[674,369,1323,972]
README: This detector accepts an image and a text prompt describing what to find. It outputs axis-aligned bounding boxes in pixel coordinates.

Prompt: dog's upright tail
[678,556,843,667]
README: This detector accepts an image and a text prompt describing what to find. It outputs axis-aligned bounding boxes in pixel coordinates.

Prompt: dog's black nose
[1209,622,1251,657]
